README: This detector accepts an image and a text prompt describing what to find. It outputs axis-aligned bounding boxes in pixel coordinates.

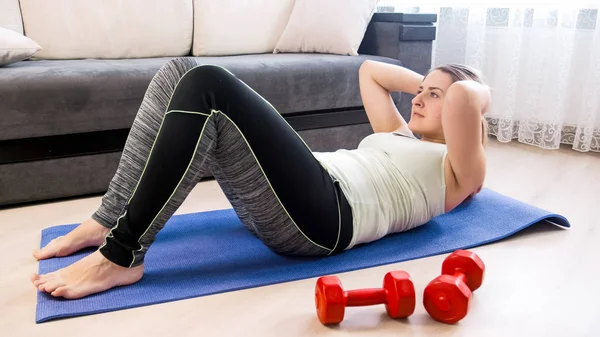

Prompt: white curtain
[380,2,600,152]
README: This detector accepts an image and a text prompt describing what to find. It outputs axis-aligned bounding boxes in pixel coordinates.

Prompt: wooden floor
[1,138,599,337]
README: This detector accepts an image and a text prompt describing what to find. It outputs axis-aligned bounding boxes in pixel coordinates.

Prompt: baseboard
[0,129,131,165]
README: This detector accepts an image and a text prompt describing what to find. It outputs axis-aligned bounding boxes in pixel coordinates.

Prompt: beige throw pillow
[19,0,193,59]
[274,0,379,56]
[192,0,295,56]
[0,27,41,66]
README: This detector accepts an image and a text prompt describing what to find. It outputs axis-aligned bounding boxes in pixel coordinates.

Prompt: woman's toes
[32,238,62,260]
[37,276,64,293]
[31,219,109,261]
[33,272,56,288]
[41,278,63,293]
[51,285,83,299]
[51,286,67,298]
[33,277,48,288]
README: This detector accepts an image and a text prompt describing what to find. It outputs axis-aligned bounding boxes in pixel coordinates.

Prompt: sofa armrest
[359,12,437,74]
[358,12,438,121]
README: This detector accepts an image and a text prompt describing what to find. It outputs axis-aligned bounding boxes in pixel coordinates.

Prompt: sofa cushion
[0,0,23,34]
[192,0,295,56]
[0,54,402,141]
[19,0,193,59]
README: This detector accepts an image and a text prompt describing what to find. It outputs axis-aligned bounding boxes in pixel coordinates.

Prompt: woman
[30,58,490,299]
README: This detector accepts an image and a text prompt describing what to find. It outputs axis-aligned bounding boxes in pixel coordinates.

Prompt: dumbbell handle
[345,288,388,306]
[450,271,467,285]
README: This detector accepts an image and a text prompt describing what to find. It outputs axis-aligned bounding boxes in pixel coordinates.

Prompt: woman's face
[407,70,454,141]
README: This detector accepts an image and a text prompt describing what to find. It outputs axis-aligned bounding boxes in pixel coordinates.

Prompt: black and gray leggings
[93,58,354,268]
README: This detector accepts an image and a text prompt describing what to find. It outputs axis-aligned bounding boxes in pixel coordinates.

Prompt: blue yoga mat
[35,188,570,323]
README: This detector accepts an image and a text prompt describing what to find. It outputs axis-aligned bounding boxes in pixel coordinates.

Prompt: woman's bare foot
[31,250,144,299]
[33,218,110,260]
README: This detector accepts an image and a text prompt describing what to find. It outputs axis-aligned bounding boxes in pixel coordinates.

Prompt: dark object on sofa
[0,12,437,207]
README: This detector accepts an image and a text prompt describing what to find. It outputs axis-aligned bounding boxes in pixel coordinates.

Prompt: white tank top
[313,132,448,249]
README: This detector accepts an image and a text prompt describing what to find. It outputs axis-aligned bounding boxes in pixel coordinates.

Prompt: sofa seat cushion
[0,54,402,140]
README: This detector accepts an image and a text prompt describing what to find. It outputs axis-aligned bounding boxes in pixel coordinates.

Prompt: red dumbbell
[315,270,416,324]
[423,250,485,324]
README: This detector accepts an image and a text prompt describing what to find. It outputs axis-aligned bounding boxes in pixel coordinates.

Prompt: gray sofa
[0,12,437,207]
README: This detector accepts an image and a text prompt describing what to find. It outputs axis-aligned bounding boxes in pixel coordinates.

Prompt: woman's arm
[442,80,490,207]
[358,60,423,133]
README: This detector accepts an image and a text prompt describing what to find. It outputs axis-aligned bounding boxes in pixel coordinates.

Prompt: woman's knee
[167,64,239,112]
[151,58,199,96]
[178,64,237,89]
